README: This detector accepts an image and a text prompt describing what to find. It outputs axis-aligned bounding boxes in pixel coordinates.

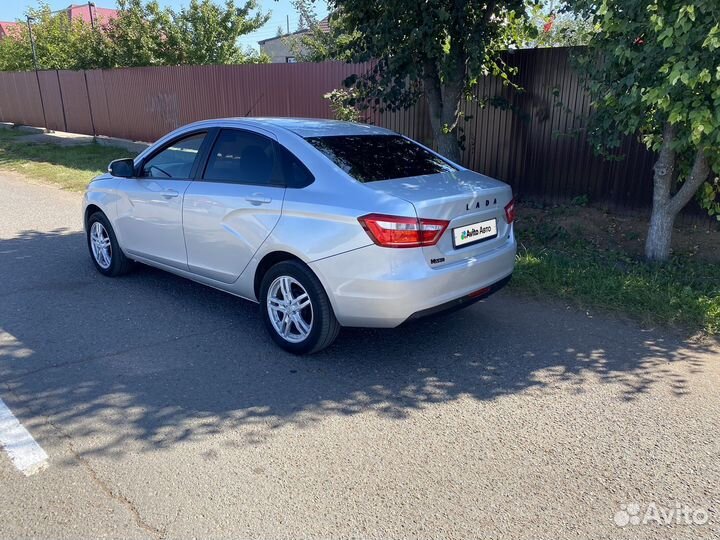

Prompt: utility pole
[26,16,49,132]
[87,1,96,30]
[286,14,290,34]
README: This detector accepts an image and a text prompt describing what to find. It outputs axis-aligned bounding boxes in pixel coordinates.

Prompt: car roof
[186,117,396,138]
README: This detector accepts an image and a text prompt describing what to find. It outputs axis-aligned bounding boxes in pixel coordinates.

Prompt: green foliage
[524,4,594,47]
[106,0,270,66]
[296,0,536,159]
[570,194,589,206]
[571,0,720,217]
[324,88,361,122]
[0,2,112,71]
[318,0,531,108]
[0,0,270,71]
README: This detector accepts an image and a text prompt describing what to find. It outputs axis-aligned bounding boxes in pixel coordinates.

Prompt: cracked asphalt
[1,172,719,539]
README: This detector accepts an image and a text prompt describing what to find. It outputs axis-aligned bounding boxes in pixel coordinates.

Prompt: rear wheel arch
[253,251,306,300]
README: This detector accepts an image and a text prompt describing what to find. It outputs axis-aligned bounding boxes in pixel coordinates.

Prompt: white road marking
[0,397,48,476]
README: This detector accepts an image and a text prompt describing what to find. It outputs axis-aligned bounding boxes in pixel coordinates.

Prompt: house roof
[0,21,20,38]
[258,16,330,45]
[66,4,118,24]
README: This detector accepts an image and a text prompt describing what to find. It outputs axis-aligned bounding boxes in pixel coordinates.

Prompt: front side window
[142,132,206,179]
[305,135,456,183]
[203,129,278,185]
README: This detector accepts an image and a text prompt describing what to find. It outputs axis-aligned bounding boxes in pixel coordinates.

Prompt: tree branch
[668,147,711,216]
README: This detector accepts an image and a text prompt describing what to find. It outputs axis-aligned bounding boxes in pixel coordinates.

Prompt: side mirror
[108,158,135,178]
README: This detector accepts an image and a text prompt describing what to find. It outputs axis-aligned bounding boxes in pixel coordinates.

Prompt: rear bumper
[405,274,512,322]
[309,230,516,328]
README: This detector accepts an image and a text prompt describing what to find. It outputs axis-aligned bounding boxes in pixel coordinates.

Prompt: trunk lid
[365,170,513,268]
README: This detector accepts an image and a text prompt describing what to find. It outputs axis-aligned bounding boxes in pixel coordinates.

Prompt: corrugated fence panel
[57,70,94,135]
[36,70,65,132]
[76,62,375,142]
[0,71,46,127]
[84,69,111,137]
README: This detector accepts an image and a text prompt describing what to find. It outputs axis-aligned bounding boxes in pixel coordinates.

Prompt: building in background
[259,17,329,63]
[66,3,118,26]
[0,21,20,39]
[0,3,117,39]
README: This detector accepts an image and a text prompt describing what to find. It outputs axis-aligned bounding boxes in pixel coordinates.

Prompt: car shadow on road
[0,230,716,460]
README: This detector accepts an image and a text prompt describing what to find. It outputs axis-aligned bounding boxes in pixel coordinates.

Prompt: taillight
[504,198,516,224]
[358,213,449,248]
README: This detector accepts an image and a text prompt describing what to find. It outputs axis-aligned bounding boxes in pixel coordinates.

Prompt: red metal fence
[0,48,708,220]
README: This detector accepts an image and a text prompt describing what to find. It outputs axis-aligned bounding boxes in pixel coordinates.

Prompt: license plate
[452,218,497,248]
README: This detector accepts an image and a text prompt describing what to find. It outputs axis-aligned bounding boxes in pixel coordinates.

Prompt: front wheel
[86,212,133,277]
[260,260,340,354]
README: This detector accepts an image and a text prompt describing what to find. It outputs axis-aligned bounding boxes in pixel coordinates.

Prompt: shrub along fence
[0,47,709,222]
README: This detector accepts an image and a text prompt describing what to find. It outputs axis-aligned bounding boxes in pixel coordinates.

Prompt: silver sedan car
[84,118,516,353]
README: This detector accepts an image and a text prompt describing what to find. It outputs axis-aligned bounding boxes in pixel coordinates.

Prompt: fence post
[83,70,97,137]
[56,70,68,132]
[26,16,48,132]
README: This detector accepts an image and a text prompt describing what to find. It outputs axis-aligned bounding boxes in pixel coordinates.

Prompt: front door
[182,128,287,283]
[115,131,207,269]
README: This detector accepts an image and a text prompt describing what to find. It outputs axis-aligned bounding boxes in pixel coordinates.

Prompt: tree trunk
[435,130,462,163]
[422,60,463,164]
[644,123,711,262]
[645,203,675,261]
[644,123,676,262]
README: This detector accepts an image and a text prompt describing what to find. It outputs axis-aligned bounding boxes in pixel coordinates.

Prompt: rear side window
[276,144,314,188]
[305,135,456,183]
[203,129,278,185]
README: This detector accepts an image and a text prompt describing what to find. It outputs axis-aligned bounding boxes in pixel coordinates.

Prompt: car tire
[86,211,134,277]
[260,260,340,354]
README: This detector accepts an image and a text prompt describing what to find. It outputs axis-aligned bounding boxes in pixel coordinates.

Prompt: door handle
[245,194,272,206]
[161,189,179,199]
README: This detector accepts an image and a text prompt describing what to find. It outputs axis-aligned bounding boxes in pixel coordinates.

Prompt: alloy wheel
[266,275,314,343]
[90,221,112,270]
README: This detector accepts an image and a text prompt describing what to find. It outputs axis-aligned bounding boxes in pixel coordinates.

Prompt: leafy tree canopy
[107,0,270,66]
[0,0,270,71]
[294,0,537,161]
[526,5,594,47]
[0,2,110,70]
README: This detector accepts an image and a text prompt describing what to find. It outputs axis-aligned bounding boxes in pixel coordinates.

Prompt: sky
[0,0,328,50]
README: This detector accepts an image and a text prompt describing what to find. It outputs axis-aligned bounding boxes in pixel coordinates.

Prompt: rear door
[182,128,290,284]
[115,131,208,269]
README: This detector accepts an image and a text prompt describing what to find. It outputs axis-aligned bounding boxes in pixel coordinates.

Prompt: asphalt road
[0,172,718,539]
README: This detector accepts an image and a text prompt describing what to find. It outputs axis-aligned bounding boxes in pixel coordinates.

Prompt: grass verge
[513,206,719,335]
[0,129,135,191]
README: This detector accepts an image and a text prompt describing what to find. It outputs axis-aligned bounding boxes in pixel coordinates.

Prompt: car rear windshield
[305,135,456,183]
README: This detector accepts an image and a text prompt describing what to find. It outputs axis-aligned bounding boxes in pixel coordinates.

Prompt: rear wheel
[260,260,340,354]
[86,212,133,277]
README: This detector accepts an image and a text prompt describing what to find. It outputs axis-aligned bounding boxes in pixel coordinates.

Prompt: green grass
[0,129,135,191]
[513,213,720,335]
